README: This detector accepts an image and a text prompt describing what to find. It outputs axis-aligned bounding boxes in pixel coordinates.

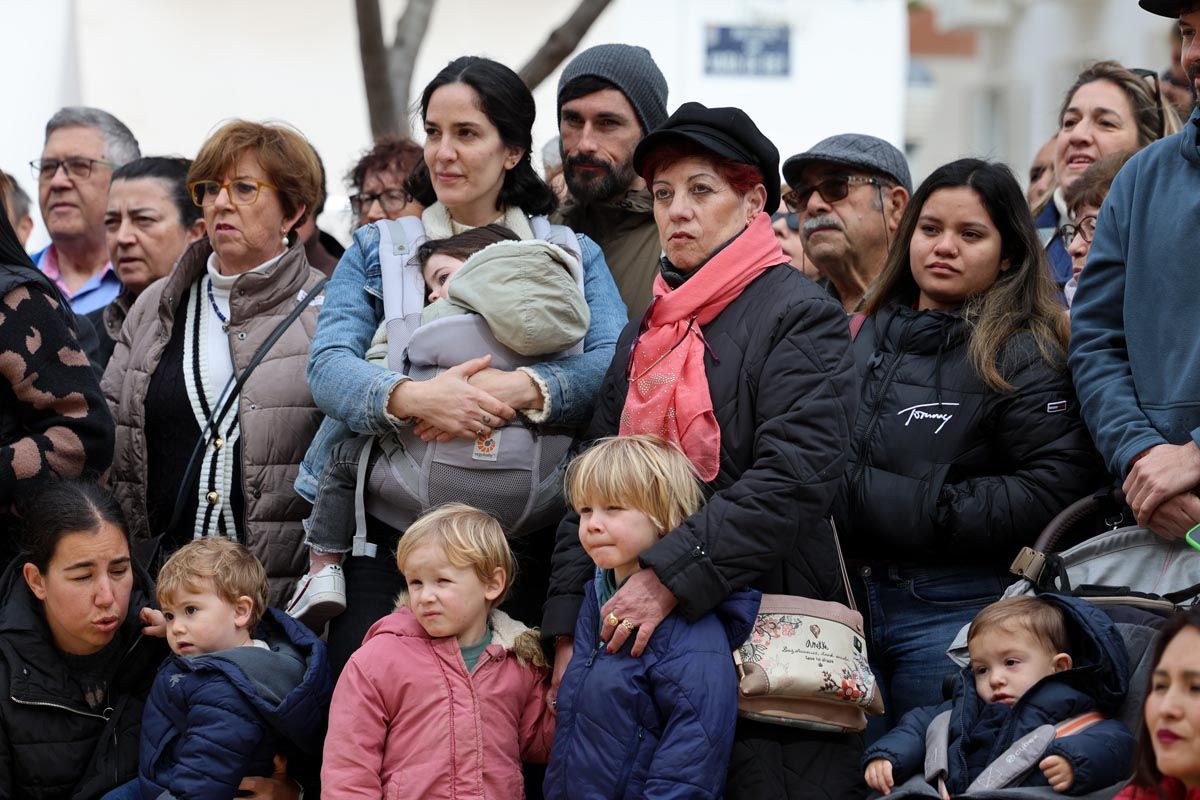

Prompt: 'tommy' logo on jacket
[896,402,960,434]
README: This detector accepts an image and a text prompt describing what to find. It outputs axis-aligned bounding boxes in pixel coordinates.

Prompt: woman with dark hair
[839,158,1103,733]
[301,56,624,672]
[543,102,862,797]
[1116,609,1200,799]
[90,156,205,367]
[1034,60,1179,293]
[0,479,165,798]
[0,173,113,562]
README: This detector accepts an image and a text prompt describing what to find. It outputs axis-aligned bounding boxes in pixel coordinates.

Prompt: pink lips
[1157,728,1183,744]
[93,617,119,633]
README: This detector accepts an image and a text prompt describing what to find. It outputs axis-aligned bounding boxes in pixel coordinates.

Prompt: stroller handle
[1033,486,1125,553]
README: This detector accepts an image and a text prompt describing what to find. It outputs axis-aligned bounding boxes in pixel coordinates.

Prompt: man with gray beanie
[781,133,911,313]
[31,106,140,315]
[553,43,668,319]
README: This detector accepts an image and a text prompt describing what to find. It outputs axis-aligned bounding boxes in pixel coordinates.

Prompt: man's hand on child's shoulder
[864,758,894,796]
[1039,754,1074,793]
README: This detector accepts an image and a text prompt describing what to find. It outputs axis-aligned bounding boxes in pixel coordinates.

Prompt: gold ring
[606,612,620,627]
[620,619,635,631]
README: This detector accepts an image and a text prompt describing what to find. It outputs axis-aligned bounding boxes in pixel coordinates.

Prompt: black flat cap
[1139,0,1188,17]
[632,101,781,213]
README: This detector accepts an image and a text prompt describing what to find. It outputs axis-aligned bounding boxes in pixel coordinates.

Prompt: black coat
[0,558,167,799]
[839,303,1104,565]
[544,262,867,799]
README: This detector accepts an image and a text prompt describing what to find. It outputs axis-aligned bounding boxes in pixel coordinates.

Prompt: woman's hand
[468,368,544,413]
[548,636,574,709]
[599,569,678,657]
[387,355,516,441]
[140,607,166,638]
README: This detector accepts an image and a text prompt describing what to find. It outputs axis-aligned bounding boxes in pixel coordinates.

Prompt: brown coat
[554,187,660,320]
[102,239,325,604]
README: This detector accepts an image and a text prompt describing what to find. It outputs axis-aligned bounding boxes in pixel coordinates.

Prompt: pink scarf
[619,213,785,480]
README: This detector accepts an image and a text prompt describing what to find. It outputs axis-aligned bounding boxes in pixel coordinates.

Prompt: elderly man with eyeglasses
[781,134,911,313]
[30,107,140,315]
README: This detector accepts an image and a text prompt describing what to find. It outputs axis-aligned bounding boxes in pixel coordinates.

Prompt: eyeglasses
[1058,215,1097,244]
[188,179,277,208]
[349,188,411,216]
[782,175,881,213]
[771,211,799,232]
[30,157,119,182]
[1130,67,1166,140]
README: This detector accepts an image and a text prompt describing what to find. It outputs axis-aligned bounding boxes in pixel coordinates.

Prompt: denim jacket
[298,220,625,501]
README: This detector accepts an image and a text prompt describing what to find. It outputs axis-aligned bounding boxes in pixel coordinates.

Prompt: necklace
[206,278,230,333]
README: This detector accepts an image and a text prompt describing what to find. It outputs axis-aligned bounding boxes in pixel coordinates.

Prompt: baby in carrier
[286,224,589,626]
[864,595,1134,797]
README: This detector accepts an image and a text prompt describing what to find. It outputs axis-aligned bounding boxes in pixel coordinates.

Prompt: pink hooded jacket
[322,606,554,799]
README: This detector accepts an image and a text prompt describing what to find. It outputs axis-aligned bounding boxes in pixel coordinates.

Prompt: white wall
[2,0,907,250]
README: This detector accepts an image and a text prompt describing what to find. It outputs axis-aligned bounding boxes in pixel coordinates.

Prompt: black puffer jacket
[545,262,866,799]
[839,303,1104,565]
[0,558,167,799]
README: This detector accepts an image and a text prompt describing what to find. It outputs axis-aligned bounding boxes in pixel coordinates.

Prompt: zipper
[584,643,602,667]
[9,694,112,721]
[851,317,914,485]
[614,726,644,790]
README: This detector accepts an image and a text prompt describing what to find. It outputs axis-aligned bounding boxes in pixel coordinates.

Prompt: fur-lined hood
[376,602,547,669]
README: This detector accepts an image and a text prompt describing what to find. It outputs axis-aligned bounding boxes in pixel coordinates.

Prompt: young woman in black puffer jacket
[837,159,1105,739]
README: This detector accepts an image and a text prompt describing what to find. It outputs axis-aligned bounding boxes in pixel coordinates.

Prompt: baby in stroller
[865,595,1134,796]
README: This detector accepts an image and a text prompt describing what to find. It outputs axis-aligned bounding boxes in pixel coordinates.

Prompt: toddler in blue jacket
[113,539,331,800]
[544,435,760,799]
[864,595,1133,797]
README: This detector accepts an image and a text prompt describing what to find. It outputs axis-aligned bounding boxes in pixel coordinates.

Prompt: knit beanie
[557,44,668,134]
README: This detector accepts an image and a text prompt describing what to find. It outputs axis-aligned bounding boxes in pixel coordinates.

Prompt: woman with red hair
[543,102,864,797]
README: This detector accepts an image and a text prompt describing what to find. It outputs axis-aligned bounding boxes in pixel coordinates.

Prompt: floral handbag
[732,522,885,732]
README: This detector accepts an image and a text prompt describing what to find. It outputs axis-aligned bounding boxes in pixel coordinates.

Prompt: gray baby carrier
[350,215,583,557]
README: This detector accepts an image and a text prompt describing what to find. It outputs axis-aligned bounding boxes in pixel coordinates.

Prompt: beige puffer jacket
[102,238,325,605]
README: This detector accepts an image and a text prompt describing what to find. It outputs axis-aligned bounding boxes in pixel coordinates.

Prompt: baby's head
[156,539,269,657]
[415,224,520,303]
[394,504,515,644]
[967,597,1073,706]
[566,435,703,583]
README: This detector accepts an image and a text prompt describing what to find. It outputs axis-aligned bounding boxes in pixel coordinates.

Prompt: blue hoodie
[544,573,760,799]
[864,595,1134,795]
[1069,109,1200,478]
[138,608,332,800]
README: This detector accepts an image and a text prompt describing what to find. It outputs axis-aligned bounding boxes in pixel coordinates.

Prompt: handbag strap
[828,518,857,613]
[161,277,330,542]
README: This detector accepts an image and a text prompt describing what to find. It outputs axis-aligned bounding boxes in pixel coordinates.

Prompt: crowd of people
[2,0,1200,797]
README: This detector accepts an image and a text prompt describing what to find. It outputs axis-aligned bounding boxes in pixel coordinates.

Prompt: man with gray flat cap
[781,134,911,312]
[1070,0,1200,542]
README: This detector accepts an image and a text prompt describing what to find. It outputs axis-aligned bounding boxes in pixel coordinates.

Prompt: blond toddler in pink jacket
[321,504,554,799]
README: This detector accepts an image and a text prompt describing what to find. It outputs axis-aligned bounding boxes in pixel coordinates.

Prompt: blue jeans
[100,780,141,800]
[852,563,1010,743]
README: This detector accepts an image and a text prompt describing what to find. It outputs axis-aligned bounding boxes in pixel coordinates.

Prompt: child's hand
[1039,755,1074,792]
[864,758,894,796]
[139,607,166,638]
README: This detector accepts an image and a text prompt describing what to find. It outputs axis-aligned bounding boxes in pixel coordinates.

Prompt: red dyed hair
[639,138,763,197]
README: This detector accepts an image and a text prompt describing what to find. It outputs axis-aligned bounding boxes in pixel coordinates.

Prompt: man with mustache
[781,134,911,313]
[553,44,667,319]
[31,107,140,315]
[1071,0,1200,543]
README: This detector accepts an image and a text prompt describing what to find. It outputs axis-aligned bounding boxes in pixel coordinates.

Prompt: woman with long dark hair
[0,173,113,562]
[839,158,1104,733]
[301,56,624,672]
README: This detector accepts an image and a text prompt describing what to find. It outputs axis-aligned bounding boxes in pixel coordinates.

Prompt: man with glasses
[553,44,668,320]
[1070,0,1200,542]
[30,106,140,315]
[781,134,911,313]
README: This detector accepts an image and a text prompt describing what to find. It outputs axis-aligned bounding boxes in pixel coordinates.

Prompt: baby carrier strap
[377,216,427,367]
[924,710,953,800]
